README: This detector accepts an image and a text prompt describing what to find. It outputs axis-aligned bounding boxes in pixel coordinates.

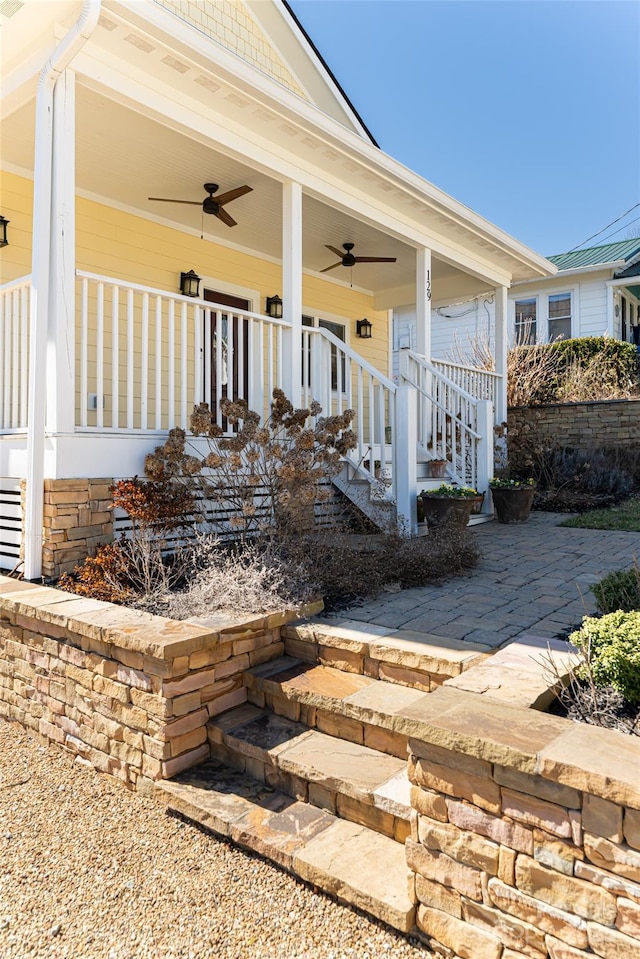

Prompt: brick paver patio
[328,512,640,646]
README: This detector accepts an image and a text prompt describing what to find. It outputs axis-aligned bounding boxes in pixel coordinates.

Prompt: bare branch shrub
[145,390,356,540]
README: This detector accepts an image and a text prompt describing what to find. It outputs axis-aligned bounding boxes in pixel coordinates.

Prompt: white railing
[432,358,501,411]
[76,271,288,432]
[0,276,30,432]
[400,351,492,492]
[304,326,397,497]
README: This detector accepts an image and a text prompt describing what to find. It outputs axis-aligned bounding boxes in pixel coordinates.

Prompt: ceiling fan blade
[320,262,343,273]
[148,197,202,205]
[214,185,253,206]
[215,207,237,228]
[325,245,345,258]
[353,256,397,263]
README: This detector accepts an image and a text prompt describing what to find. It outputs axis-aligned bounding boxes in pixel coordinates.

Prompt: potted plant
[425,458,448,479]
[489,477,536,524]
[420,484,479,531]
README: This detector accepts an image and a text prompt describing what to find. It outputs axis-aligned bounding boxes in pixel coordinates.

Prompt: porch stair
[154,620,496,934]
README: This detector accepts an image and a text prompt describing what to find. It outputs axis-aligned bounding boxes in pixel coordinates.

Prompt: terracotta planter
[470,492,485,515]
[491,486,535,524]
[425,459,448,479]
[420,495,474,531]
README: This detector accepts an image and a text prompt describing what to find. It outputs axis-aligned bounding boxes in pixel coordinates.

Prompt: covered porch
[0,0,553,578]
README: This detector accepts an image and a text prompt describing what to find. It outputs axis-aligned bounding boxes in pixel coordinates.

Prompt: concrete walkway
[327,513,640,647]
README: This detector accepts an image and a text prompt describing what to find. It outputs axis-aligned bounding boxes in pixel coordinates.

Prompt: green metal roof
[548,238,640,272]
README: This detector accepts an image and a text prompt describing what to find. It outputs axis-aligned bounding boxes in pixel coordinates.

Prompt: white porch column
[494,285,508,425]
[416,247,432,357]
[48,68,76,434]
[282,180,302,406]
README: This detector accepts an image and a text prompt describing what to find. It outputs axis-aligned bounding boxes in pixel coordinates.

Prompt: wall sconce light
[0,215,9,248]
[266,294,283,319]
[180,269,201,298]
[356,318,372,338]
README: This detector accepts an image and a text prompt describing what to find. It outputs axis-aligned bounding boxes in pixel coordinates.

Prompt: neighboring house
[393,239,640,373]
[0,0,554,578]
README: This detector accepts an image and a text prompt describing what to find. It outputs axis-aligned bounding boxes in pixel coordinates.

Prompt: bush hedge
[570,610,640,704]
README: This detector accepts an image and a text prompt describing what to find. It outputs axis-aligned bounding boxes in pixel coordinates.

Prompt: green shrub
[569,611,640,703]
[591,567,640,614]
[551,336,639,389]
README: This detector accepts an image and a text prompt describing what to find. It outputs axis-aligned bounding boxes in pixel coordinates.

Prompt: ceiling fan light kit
[148,181,253,228]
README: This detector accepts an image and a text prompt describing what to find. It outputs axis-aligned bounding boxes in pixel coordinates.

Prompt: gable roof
[548,238,640,272]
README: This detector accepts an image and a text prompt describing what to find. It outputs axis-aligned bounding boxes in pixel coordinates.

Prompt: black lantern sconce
[266,294,283,319]
[356,317,372,339]
[180,269,201,298]
[0,215,9,248]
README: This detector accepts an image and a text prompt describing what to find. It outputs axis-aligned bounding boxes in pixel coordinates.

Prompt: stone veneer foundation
[0,575,321,793]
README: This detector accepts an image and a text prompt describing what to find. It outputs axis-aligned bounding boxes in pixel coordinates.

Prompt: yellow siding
[0,169,33,282]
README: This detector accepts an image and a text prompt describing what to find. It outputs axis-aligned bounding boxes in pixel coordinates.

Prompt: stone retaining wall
[404,686,640,959]
[508,398,640,453]
[0,575,319,793]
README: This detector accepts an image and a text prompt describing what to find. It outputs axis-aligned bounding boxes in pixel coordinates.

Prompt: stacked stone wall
[405,688,640,959]
[0,577,314,793]
[508,398,640,453]
[31,478,115,579]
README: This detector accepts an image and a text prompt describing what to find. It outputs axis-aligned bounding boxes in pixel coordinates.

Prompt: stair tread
[245,658,428,728]
[285,619,492,675]
[156,760,415,933]
[209,707,411,815]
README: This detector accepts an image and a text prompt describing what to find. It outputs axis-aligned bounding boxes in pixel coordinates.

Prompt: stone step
[208,704,412,842]
[243,656,428,759]
[156,760,416,934]
[282,619,492,688]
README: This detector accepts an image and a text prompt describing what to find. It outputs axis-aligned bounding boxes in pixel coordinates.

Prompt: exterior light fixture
[266,294,283,319]
[0,215,9,248]
[180,270,201,298]
[356,318,372,338]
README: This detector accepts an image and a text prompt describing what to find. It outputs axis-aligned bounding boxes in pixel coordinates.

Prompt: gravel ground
[0,722,429,959]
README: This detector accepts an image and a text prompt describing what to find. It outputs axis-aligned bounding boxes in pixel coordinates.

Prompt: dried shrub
[59,477,193,603]
[531,448,634,512]
[145,390,356,540]
[591,563,640,614]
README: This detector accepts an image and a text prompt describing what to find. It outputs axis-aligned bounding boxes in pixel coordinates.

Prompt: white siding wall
[393,270,638,372]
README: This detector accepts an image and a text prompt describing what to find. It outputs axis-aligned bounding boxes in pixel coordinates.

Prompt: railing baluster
[195,304,202,408]
[140,292,149,430]
[19,286,28,428]
[180,301,187,430]
[11,291,18,427]
[368,375,375,474]
[111,286,119,430]
[357,366,364,459]
[228,313,235,404]
[127,288,134,430]
[81,277,89,428]
[267,324,273,403]
[168,300,175,428]
[96,282,104,429]
[155,295,162,430]
[237,314,245,401]
[215,310,223,427]
[203,306,210,409]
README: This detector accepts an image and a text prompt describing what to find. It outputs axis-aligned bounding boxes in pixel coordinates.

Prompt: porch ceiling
[2,84,490,303]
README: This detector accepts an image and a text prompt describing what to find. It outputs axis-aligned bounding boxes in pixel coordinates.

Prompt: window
[514,298,536,344]
[548,293,571,341]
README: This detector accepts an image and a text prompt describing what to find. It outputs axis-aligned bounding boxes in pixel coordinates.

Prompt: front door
[203,289,250,420]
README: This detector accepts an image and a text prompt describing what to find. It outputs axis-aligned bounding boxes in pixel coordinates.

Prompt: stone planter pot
[420,495,475,531]
[491,486,535,524]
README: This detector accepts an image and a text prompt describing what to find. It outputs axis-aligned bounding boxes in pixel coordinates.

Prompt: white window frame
[512,295,538,345]
[302,310,349,395]
[546,290,573,342]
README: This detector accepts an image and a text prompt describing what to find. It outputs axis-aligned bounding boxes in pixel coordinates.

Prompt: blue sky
[289,1,640,258]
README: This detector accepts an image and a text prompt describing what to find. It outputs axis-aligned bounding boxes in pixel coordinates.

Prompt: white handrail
[306,326,397,497]
[0,277,31,431]
[401,350,481,488]
[76,271,287,433]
